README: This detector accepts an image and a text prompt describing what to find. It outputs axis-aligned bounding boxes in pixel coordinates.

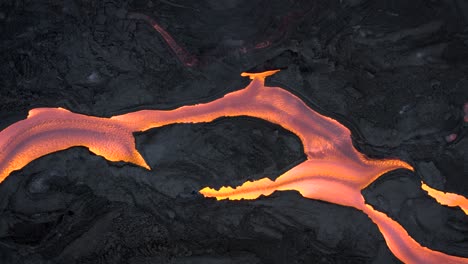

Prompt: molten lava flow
[362,204,468,264]
[422,182,468,215]
[0,107,150,182]
[0,70,467,263]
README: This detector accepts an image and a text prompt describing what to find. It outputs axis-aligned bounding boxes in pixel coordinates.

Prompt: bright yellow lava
[422,182,468,215]
[0,70,467,263]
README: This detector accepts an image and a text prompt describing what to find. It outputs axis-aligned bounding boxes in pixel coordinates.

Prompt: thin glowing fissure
[422,182,468,215]
[0,71,467,263]
[127,12,197,67]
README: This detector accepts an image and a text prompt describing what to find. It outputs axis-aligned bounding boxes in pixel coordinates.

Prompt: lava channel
[422,182,468,215]
[0,70,467,263]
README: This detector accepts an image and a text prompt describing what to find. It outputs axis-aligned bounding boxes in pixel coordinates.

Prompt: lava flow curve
[0,107,150,182]
[0,70,467,263]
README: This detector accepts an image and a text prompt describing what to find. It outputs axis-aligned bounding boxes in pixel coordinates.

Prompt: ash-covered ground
[0,0,467,263]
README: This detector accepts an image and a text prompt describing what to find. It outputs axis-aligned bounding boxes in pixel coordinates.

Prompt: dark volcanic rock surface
[0,0,467,263]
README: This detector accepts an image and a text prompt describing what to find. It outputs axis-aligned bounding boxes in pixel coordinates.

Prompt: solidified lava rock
[0,0,467,263]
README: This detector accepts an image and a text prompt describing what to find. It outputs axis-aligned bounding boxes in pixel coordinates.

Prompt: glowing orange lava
[0,107,150,182]
[362,204,468,264]
[0,70,467,263]
[422,182,468,215]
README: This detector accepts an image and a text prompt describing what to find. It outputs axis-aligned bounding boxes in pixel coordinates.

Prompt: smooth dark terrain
[0,0,467,263]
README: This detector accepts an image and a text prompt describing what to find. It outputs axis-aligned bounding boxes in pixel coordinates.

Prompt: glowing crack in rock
[0,70,467,263]
[127,12,198,67]
[422,182,468,215]
[445,133,457,143]
[464,102,468,123]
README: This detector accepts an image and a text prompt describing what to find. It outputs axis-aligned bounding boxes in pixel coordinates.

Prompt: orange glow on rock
[0,70,467,263]
[464,102,468,123]
[127,12,198,67]
[422,182,468,215]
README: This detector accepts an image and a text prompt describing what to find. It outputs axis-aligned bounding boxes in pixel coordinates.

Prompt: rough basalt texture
[0,0,467,263]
